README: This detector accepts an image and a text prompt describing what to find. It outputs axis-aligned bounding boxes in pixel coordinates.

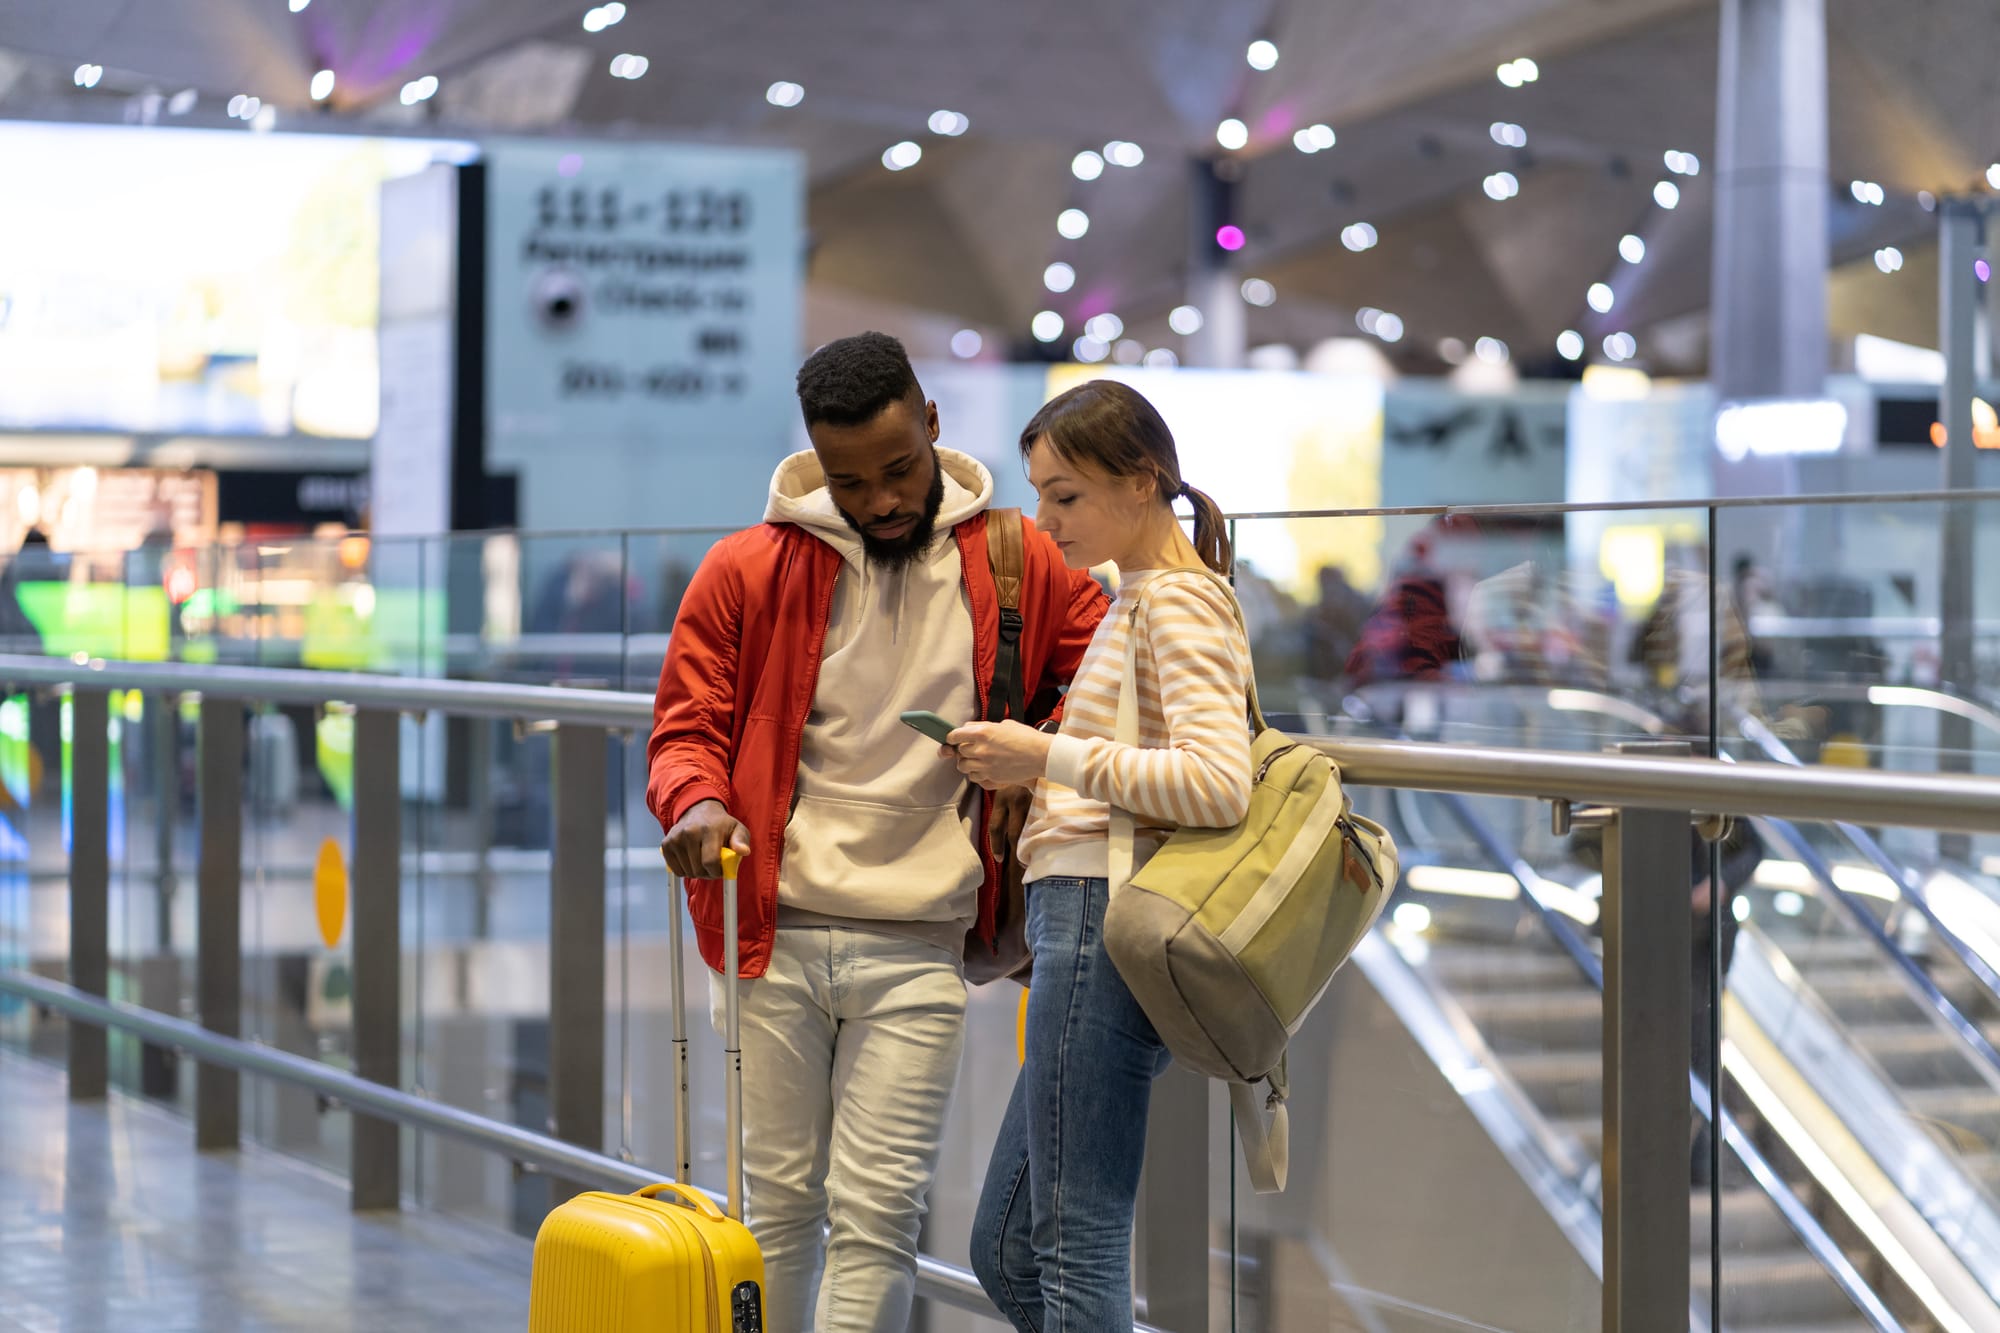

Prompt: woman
[945,380,1254,1331]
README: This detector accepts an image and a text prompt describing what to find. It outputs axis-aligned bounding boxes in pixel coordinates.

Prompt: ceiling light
[582,3,626,32]
[1619,234,1645,264]
[1105,141,1145,167]
[1557,330,1585,361]
[1240,278,1276,307]
[1587,282,1615,313]
[929,110,969,136]
[1483,171,1519,200]
[1489,122,1526,148]
[1216,118,1249,151]
[1436,335,1466,364]
[1875,246,1904,274]
[1247,40,1279,71]
[1169,305,1204,335]
[399,76,438,106]
[1474,336,1510,364]
[73,64,103,89]
[1654,180,1680,209]
[289,0,310,11]
[1072,150,1105,180]
[1143,348,1179,368]
[250,104,277,133]
[1113,339,1145,365]
[1341,222,1378,252]
[1215,224,1246,252]
[1085,313,1124,341]
[1664,149,1700,176]
[1988,164,2000,190]
[1032,310,1065,342]
[1073,335,1110,363]
[609,53,649,79]
[310,69,335,101]
[1043,262,1076,293]
[1497,57,1539,88]
[168,89,197,115]
[951,329,983,359]
[1293,124,1338,154]
[1604,332,1637,362]
[1850,179,1884,206]
[1357,308,1382,334]
[1057,208,1090,239]
[228,94,263,120]
[1375,312,1405,343]
[766,81,804,108]
[882,140,922,171]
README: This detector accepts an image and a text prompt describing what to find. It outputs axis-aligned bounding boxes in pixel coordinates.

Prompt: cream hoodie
[763,447,994,953]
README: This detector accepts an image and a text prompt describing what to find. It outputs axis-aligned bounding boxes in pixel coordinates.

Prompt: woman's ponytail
[1181,484,1233,576]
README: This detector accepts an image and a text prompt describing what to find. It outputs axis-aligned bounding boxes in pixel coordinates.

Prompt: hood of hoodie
[760,445,995,938]
[764,446,994,568]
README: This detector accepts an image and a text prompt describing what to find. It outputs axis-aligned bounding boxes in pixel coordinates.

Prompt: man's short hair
[796,332,923,429]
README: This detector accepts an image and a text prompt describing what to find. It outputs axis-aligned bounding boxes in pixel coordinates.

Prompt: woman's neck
[1115,506,1204,572]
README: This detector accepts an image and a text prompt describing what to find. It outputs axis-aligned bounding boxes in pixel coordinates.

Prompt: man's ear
[924,398,941,444]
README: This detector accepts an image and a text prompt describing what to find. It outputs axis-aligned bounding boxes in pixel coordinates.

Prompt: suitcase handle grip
[634,1181,726,1222]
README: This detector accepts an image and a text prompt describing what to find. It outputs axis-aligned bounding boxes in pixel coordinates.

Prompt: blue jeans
[970,877,1172,1333]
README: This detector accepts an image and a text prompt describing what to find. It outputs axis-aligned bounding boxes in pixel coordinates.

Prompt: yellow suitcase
[530,849,765,1331]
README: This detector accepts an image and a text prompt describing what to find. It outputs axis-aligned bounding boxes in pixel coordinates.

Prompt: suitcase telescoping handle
[718,846,745,1227]
[661,842,747,1225]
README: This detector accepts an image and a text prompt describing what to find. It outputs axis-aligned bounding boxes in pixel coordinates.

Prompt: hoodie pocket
[781,793,984,924]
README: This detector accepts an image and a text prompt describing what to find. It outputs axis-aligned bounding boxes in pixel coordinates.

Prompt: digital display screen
[0,122,472,439]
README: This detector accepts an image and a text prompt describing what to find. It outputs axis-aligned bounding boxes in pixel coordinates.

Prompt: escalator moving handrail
[1434,790,1603,990]
[1736,712,2000,1052]
[1751,812,2000,1085]
[1420,783,1904,1333]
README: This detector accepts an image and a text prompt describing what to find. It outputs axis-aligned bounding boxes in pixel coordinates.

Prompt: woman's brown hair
[1018,380,1232,575]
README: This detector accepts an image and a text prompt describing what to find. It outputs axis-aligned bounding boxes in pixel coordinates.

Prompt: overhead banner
[484,139,801,527]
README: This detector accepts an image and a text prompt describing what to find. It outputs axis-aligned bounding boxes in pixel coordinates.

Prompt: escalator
[1400,787,1894,1330]
[1278,682,2000,1330]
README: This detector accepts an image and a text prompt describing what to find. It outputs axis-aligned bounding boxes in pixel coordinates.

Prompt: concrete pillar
[1938,204,1980,864]
[1184,160,1245,369]
[1709,0,1830,404]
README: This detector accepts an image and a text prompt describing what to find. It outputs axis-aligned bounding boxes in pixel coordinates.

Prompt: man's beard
[843,452,947,570]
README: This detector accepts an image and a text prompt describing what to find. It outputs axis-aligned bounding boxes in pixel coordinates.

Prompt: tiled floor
[0,1050,531,1332]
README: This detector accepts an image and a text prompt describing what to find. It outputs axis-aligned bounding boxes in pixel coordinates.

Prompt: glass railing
[12,489,2000,1328]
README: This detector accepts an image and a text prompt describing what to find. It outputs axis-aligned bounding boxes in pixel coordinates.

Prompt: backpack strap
[984,509,1027,725]
[1230,1063,1290,1194]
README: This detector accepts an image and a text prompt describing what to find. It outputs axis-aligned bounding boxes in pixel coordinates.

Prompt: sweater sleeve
[1044,575,1254,828]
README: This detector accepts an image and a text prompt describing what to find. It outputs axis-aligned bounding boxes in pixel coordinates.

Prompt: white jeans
[710,925,967,1333]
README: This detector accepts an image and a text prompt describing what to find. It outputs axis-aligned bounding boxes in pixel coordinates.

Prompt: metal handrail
[1314,736,2000,836]
[0,971,1072,1328]
[0,656,652,729]
[13,656,2000,835]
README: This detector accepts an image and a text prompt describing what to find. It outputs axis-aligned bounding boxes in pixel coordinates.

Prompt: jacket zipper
[757,561,839,971]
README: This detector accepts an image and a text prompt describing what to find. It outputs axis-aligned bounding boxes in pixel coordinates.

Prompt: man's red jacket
[646,511,1108,977]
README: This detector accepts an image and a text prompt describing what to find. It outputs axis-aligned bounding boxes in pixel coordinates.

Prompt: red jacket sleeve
[646,541,742,831]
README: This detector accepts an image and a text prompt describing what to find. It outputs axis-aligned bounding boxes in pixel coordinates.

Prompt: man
[648,332,1107,1332]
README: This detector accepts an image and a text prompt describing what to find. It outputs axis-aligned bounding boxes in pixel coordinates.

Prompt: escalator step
[1693,1253,1878,1324]
[1692,1186,1811,1253]
[1898,1085,2000,1141]
[1421,946,1584,991]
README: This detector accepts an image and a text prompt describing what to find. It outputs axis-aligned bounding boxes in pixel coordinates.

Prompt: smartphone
[900,710,961,745]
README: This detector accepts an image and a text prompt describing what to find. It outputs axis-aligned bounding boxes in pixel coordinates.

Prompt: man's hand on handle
[662,799,752,879]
